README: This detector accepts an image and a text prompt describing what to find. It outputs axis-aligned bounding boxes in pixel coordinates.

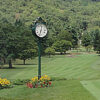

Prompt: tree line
[0,0,100,68]
[0,19,100,68]
[0,20,37,68]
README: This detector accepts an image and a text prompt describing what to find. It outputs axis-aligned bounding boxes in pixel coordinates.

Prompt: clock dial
[35,24,47,38]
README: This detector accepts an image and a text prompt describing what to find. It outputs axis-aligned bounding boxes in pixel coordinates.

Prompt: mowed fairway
[0,53,100,80]
[81,80,100,100]
[0,80,96,100]
[0,53,100,100]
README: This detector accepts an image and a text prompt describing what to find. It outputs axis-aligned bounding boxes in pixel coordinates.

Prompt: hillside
[0,0,100,33]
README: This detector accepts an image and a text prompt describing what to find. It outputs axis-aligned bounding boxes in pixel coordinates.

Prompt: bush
[45,47,55,57]
[13,79,30,85]
[53,40,72,54]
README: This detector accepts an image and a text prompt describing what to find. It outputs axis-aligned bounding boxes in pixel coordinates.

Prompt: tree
[68,26,79,49]
[80,21,88,31]
[19,49,37,65]
[16,24,37,65]
[82,32,92,52]
[45,47,55,58]
[0,20,37,67]
[0,22,20,68]
[0,25,7,64]
[53,40,72,54]
[0,55,4,68]
[57,30,72,42]
[93,29,100,53]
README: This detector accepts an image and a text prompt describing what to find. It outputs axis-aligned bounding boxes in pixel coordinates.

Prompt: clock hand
[39,26,42,36]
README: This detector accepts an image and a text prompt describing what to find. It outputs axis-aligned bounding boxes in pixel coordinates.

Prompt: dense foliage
[93,29,100,53]
[0,0,100,30]
[0,0,100,67]
[0,21,37,68]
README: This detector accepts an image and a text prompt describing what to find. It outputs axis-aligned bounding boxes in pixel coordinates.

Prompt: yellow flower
[0,78,10,86]
[32,76,38,82]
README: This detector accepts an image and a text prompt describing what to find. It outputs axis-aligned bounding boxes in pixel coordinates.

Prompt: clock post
[32,17,47,80]
[38,38,41,79]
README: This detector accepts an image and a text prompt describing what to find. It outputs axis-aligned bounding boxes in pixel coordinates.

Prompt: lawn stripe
[81,80,100,100]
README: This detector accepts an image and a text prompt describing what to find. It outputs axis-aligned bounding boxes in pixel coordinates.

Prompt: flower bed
[0,78,11,89]
[27,75,52,88]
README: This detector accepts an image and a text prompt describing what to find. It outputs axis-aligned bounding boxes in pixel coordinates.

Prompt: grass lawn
[0,53,100,80]
[0,53,100,100]
[81,80,100,100]
[0,80,96,100]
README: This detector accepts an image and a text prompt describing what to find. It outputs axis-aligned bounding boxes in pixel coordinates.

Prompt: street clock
[35,24,47,38]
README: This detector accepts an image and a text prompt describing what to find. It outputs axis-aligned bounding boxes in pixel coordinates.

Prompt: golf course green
[0,53,100,100]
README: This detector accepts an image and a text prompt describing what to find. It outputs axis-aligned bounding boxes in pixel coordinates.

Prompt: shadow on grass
[0,67,23,69]
[14,63,37,65]
[0,66,37,69]
[0,97,13,100]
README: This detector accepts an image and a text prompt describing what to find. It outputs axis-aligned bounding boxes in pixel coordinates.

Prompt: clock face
[35,24,47,38]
